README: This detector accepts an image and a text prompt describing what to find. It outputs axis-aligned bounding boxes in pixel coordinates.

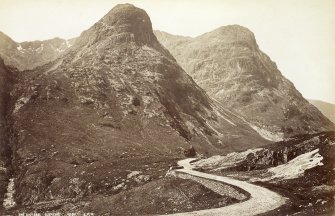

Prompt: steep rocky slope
[3,4,269,211]
[155,28,334,139]
[309,100,335,124]
[0,31,75,70]
[0,57,16,209]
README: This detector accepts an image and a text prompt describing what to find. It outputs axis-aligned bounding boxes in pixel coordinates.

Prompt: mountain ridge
[154,28,334,138]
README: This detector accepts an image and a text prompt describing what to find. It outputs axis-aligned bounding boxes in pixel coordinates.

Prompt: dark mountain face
[155,28,334,139]
[0,31,75,71]
[0,58,16,207]
[3,4,268,208]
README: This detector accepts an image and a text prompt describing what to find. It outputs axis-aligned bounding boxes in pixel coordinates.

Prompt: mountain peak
[72,4,174,60]
[98,4,154,45]
[200,25,258,50]
[102,4,150,26]
[155,29,334,137]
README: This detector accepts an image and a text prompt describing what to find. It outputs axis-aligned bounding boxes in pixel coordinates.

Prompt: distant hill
[309,99,335,124]
[0,31,75,70]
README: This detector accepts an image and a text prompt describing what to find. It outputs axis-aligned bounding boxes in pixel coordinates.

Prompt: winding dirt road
[167,158,287,216]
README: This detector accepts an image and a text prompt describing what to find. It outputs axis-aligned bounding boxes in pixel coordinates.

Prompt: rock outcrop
[196,131,334,172]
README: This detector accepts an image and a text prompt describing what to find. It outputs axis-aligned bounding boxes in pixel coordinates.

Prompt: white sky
[0,0,334,103]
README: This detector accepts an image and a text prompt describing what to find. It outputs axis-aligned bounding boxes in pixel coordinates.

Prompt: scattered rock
[184,145,196,157]
[113,182,125,190]
[127,171,142,179]
[134,175,151,183]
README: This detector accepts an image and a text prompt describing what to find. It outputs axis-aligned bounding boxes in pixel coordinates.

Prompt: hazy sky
[0,0,334,103]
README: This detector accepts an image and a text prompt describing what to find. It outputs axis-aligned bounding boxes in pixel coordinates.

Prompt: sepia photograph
[0,0,334,215]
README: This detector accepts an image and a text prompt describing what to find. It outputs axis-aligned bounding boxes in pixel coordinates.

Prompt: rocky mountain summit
[1,4,270,211]
[155,28,334,140]
[0,31,74,70]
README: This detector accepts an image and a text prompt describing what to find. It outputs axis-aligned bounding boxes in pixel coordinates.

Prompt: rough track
[166,158,287,216]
